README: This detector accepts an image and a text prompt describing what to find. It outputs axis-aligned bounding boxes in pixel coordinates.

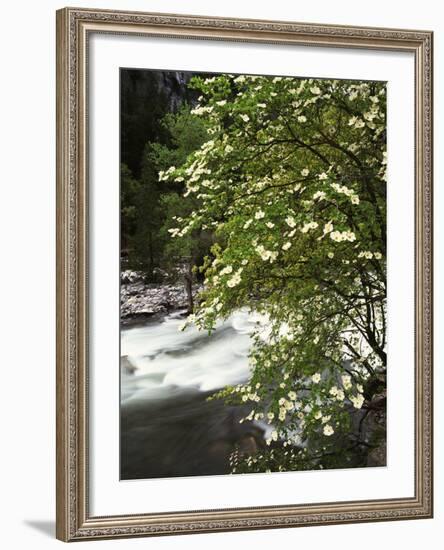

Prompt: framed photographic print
[56,7,433,542]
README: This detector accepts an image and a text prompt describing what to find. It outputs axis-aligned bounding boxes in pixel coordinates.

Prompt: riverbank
[120,270,202,326]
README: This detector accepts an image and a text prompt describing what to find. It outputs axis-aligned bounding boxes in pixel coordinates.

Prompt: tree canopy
[161,74,387,472]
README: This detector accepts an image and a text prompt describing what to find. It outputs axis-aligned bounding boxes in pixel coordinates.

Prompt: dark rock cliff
[120,69,198,177]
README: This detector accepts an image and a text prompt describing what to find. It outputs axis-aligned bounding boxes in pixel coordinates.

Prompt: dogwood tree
[162,74,387,472]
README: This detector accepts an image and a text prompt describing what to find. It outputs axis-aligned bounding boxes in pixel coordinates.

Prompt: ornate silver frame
[56,7,433,542]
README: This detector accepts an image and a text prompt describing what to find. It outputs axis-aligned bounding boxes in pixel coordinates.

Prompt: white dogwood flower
[323,424,334,436]
[350,394,365,409]
[341,374,353,390]
[285,216,296,228]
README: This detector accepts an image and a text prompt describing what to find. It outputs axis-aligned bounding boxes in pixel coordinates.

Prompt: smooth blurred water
[120,309,272,479]
[120,309,271,403]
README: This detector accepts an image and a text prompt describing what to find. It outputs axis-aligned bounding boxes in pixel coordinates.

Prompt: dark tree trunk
[147,231,154,279]
[184,263,194,314]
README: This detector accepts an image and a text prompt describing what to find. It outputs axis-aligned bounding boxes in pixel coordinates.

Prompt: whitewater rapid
[121,309,268,403]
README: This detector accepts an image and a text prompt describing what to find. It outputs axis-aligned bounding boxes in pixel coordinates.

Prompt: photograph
[119,69,387,481]
[54,6,433,541]
[0,0,439,546]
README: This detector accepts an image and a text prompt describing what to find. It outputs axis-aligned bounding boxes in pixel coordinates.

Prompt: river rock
[120,270,202,325]
[121,356,137,375]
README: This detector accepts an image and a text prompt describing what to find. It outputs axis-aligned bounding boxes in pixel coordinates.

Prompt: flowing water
[120,310,271,479]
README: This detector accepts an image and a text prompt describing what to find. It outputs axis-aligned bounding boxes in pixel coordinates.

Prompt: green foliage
[152,105,211,279]
[149,104,210,172]
[163,74,387,471]
[130,151,165,276]
[160,193,212,269]
[121,103,209,278]
[120,163,141,254]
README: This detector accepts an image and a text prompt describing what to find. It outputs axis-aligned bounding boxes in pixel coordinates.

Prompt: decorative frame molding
[56,7,433,542]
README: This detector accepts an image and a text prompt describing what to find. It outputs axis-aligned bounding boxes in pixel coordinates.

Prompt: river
[120,309,271,479]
